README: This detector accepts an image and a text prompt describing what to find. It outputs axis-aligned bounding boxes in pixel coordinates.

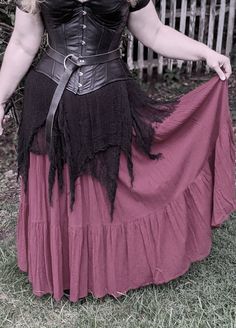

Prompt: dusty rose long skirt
[16,75,236,302]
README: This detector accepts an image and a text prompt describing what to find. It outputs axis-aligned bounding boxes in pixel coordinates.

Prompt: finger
[218,56,232,79]
[213,65,226,80]
[2,117,8,125]
[4,114,11,121]
[0,112,4,135]
[222,60,232,80]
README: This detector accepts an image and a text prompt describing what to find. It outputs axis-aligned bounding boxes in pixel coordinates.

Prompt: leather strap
[44,46,121,153]
[45,46,121,68]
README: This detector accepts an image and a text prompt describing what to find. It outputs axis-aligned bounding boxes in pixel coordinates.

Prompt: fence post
[226,0,236,56]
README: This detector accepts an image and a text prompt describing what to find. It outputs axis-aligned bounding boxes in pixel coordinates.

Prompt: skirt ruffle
[16,75,236,302]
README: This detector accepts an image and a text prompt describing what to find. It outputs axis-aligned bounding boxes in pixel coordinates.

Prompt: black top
[129,0,151,12]
[16,0,151,13]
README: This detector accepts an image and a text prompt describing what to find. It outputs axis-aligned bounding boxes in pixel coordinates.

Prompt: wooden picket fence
[126,0,236,79]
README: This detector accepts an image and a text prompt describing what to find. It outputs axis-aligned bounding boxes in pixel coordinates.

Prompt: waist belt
[44,45,121,152]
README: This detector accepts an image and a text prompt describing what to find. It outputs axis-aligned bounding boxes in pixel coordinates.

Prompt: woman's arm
[0,7,44,134]
[127,0,232,80]
[0,8,44,105]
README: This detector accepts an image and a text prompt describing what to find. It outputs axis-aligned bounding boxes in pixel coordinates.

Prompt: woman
[0,0,235,302]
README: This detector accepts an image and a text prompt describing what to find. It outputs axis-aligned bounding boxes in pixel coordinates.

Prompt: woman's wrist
[196,44,231,80]
[197,44,215,62]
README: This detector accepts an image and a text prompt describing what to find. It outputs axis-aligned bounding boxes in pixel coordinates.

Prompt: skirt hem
[17,199,235,302]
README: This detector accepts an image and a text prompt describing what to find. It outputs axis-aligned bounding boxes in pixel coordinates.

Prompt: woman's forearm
[128,1,231,80]
[0,36,38,106]
[152,24,212,61]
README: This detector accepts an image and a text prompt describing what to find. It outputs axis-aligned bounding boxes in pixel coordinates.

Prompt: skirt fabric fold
[16,74,236,302]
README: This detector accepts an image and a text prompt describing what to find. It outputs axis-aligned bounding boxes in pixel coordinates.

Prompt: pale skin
[0,1,233,135]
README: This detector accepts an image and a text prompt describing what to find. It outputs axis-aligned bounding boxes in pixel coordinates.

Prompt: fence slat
[168,0,177,71]
[187,0,197,74]
[216,0,226,54]
[177,0,188,70]
[206,0,217,73]
[157,0,166,75]
[226,0,236,56]
[196,0,207,72]
[137,39,144,80]
[147,0,157,79]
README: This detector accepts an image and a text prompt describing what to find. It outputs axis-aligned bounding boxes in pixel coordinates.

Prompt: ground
[0,70,236,327]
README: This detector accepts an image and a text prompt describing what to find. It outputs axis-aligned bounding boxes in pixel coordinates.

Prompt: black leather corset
[34,0,134,95]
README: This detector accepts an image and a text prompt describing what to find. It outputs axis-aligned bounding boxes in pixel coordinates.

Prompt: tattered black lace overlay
[17,68,181,221]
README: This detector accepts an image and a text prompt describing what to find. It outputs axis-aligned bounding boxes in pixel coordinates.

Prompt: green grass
[0,174,236,328]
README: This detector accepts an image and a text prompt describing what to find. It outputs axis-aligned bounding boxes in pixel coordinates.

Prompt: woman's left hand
[204,49,232,81]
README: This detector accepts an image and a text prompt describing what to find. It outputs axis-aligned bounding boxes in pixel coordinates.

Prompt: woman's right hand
[0,103,11,136]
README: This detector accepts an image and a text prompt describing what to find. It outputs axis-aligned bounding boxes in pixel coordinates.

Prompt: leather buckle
[63,53,85,70]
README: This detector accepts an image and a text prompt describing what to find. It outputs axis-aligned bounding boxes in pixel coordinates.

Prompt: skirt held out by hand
[16,69,236,302]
